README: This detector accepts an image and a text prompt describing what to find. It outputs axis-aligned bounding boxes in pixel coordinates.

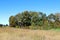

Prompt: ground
[0,27,60,40]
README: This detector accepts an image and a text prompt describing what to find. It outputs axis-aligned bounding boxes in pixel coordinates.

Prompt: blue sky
[0,0,60,24]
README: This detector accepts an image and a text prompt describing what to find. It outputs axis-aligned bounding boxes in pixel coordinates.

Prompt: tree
[48,13,56,28]
[55,13,60,21]
[48,14,56,22]
[9,11,60,29]
[21,11,31,27]
[15,13,22,22]
[5,24,8,26]
[55,13,60,28]
[9,16,16,27]
[0,24,3,27]
[30,11,39,26]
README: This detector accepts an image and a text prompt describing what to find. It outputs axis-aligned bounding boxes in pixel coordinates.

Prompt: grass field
[51,28,60,31]
[0,27,60,40]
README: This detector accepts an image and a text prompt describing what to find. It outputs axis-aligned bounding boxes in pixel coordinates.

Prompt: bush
[16,26,20,28]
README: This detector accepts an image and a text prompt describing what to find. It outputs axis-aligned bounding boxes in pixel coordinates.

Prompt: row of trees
[9,11,60,29]
[0,24,8,27]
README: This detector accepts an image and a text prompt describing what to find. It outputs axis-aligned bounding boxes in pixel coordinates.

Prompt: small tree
[9,16,16,27]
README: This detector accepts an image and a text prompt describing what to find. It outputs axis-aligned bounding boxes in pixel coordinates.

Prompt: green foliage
[16,26,20,28]
[9,11,60,30]
[9,16,16,27]
[21,11,31,26]
[51,28,60,31]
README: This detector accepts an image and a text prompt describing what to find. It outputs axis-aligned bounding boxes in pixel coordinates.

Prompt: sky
[0,0,60,25]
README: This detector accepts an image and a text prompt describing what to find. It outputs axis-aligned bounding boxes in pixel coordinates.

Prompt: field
[0,27,60,40]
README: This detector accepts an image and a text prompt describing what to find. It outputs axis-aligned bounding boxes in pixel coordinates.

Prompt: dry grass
[0,27,60,40]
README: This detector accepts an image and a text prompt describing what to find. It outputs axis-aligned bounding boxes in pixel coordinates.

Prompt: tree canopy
[9,11,60,29]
